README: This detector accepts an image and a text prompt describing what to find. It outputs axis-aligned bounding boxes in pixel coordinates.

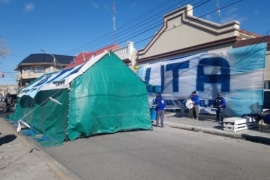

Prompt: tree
[0,38,10,58]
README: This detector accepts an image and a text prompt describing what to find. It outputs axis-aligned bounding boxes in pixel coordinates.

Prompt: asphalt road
[44,127,270,180]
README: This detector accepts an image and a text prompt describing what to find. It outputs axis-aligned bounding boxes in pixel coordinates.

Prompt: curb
[166,122,270,145]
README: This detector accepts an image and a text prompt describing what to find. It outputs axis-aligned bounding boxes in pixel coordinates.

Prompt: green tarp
[12,52,152,146]
[68,52,151,140]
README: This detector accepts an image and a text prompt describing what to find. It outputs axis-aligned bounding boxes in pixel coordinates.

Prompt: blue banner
[137,43,267,116]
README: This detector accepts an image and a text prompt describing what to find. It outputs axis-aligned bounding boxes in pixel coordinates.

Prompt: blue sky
[0,0,269,85]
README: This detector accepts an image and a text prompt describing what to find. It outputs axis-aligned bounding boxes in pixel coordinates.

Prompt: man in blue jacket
[154,93,166,128]
[214,92,226,122]
[189,91,200,120]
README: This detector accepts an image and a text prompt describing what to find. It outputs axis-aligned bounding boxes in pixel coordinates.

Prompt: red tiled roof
[65,44,120,69]
[239,29,262,38]
[234,35,270,51]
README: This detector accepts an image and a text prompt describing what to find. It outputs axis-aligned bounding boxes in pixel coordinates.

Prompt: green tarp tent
[12,52,152,146]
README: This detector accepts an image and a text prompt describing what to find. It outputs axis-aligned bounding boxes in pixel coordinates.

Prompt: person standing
[214,92,226,122]
[4,93,12,113]
[154,93,166,128]
[189,91,200,120]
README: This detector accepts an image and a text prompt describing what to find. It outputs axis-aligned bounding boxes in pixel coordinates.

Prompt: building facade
[134,4,269,111]
[15,54,74,88]
[136,5,259,64]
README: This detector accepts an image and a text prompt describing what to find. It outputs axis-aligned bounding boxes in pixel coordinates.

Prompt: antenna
[216,0,221,23]
[112,1,116,44]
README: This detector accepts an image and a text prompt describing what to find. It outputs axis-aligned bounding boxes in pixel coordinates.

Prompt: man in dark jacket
[153,93,166,128]
[4,93,12,113]
[189,91,200,120]
[214,93,226,122]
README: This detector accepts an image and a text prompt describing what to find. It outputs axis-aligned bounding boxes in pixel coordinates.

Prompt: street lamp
[40,49,56,70]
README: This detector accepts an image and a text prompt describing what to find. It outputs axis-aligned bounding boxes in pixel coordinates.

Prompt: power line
[65,0,211,64]
[64,0,199,55]
[64,0,184,55]
[63,0,246,67]
[133,0,243,47]
[113,0,116,44]
[65,0,243,59]
[3,0,265,88]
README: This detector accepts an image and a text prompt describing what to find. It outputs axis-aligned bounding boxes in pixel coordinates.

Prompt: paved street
[1,112,270,180]
[44,125,270,180]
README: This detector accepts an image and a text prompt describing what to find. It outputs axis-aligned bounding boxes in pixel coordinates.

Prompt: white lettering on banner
[139,43,267,116]
[18,64,84,98]
[17,52,108,98]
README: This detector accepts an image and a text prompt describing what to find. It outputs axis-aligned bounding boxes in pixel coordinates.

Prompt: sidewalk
[164,112,270,145]
[0,114,81,180]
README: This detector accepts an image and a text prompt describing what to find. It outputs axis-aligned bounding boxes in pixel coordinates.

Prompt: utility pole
[216,0,221,23]
[113,1,116,44]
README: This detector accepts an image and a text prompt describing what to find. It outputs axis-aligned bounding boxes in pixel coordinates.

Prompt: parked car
[0,94,17,112]
[0,100,6,112]
[10,94,18,105]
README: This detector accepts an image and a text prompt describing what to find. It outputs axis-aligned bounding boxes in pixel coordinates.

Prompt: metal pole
[40,49,56,70]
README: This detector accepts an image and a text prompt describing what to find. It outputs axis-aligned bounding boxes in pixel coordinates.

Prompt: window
[22,66,33,72]
[56,66,64,71]
[34,66,45,73]
[29,67,34,73]
[23,67,34,73]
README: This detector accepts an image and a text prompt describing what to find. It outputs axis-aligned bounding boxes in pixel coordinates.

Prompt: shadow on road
[241,134,270,145]
[0,134,17,146]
